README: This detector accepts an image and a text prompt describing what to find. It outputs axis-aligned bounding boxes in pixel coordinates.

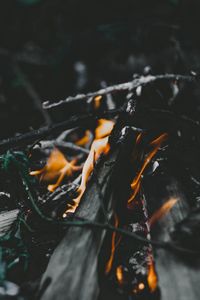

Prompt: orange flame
[95,119,115,139]
[149,197,178,227]
[105,214,120,274]
[147,261,158,292]
[116,265,124,285]
[128,133,167,204]
[30,148,81,192]
[76,130,91,146]
[64,119,114,215]
[94,95,102,110]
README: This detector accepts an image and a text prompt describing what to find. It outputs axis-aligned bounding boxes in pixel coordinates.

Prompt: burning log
[39,126,138,300]
[0,71,199,300]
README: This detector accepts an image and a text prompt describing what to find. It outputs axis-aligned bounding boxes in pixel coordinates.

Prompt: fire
[128,133,168,204]
[76,130,91,146]
[95,119,115,139]
[147,261,158,292]
[105,214,120,274]
[64,119,114,215]
[149,197,178,227]
[116,265,124,285]
[30,148,81,192]
[94,95,102,110]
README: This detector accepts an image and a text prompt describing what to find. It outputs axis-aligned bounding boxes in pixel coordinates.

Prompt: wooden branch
[43,74,196,110]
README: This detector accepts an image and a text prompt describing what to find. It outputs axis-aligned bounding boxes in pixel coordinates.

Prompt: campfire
[0,73,199,300]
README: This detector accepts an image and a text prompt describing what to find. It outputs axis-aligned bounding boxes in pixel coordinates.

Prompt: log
[145,176,200,300]
[39,127,136,300]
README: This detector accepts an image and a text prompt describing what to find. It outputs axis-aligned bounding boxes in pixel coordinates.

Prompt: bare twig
[0,109,122,153]
[43,74,196,110]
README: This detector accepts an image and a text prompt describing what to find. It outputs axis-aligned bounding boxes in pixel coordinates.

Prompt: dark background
[0,0,200,138]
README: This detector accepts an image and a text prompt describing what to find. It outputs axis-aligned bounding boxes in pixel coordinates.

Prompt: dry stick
[43,74,196,110]
[0,108,122,153]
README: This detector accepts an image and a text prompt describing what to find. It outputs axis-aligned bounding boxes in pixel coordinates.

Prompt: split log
[39,127,137,300]
[145,176,200,300]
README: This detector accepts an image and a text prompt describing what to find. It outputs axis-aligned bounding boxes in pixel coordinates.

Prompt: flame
[64,119,114,215]
[128,133,167,204]
[147,261,158,292]
[149,197,178,227]
[95,119,114,139]
[105,214,119,274]
[116,265,124,285]
[76,130,91,146]
[94,95,102,110]
[30,148,81,192]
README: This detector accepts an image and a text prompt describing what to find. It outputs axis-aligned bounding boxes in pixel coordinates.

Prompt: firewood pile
[0,71,199,300]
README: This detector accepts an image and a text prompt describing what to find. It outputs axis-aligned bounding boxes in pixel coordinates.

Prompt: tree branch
[43,74,196,110]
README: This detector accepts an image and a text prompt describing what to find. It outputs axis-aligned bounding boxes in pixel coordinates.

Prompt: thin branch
[0,108,122,154]
[43,74,196,110]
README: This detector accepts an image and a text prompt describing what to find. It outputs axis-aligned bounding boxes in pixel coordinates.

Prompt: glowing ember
[128,133,168,204]
[147,261,158,292]
[149,197,178,227]
[30,148,81,192]
[64,119,114,215]
[105,214,119,274]
[138,282,145,290]
[116,265,124,285]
